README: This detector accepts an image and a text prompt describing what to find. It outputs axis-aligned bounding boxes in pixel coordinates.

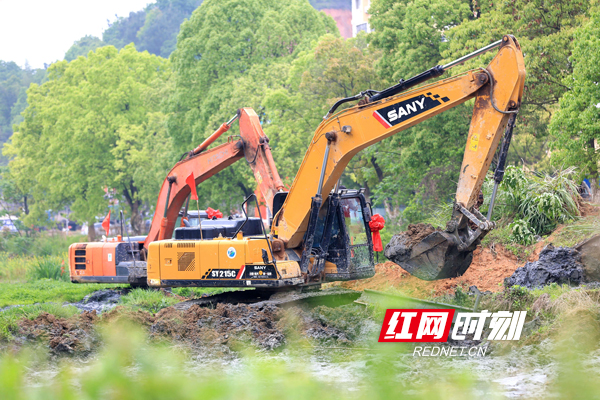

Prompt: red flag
[102,211,111,237]
[206,207,223,220]
[186,172,198,201]
[368,214,385,252]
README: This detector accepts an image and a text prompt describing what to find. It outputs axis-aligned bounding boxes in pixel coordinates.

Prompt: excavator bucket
[384,226,473,281]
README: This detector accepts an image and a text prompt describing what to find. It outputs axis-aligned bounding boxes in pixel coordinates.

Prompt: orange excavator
[143,35,525,288]
[68,108,284,285]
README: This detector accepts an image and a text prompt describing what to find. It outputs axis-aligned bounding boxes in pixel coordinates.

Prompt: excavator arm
[145,107,284,249]
[273,35,525,280]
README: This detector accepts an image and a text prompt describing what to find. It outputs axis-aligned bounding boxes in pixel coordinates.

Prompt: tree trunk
[23,195,28,215]
[130,200,144,235]
[123,182,144,235]
[383,199,402,227]
[88,219,97,242]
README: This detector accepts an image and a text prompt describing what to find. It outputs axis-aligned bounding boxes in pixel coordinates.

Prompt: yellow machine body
[147,237,304,288]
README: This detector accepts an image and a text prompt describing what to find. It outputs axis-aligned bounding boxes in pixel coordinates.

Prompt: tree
[258,34,389,188]
[103,11,147,49]
[0,61,46,165]
[550,10,600,201]
[362,0,476,225]
[64,36,106,62]
[443,0,591,169]
[5,45,173,238]
[102,0,203,58]
[136,0,204,57]
[167,0,337,210]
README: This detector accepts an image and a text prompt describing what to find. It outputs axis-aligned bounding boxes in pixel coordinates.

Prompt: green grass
[0,279,120,308]
[0,232,87,257]
[0,253,36,282]
[0,303,79,340]
[171,286,241,298]
[120,289,180,313]
[551,214,600,248]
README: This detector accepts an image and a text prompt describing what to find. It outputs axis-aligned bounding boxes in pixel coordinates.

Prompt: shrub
[28,256,68,281]
[509,219,536,246]
[482,166,580,242]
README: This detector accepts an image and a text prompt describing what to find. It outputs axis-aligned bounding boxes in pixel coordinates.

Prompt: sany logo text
[379,309,527,342]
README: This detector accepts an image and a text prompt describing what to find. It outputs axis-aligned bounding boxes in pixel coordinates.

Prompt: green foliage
[6,45,173,234]
[0,303,79,340]
[28,256,67,282]
[444,0,591,170]
[453,285,470,307]
[0,234,88,282]
[552,214,600,247]
[167,0,338,209]
[550,8,600,191]
[64,36,106,62]
[172,286,238,298]
[0,280,118,307]
[0,233,87,257]
[0,61,46,165]
[509,219,536,246]
[120,288,179,313]
[482,166,580,243]
[103,1,203,58]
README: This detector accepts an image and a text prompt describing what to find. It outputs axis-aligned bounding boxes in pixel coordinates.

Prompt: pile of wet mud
[505,244,584,289]
[17,311,98,353]
[385,223,440,261]
[10,300,372,354]
[150,303,362,350]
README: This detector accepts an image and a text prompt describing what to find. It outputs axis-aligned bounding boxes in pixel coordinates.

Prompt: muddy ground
[10,301,375,355]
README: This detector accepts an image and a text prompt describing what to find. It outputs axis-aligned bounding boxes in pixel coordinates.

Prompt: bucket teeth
[384,231,473,280]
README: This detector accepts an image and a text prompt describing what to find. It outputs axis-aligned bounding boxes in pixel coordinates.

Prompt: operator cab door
[315,191,375,280]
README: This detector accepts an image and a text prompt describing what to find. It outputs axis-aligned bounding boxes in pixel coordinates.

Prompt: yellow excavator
[144,35,525,287]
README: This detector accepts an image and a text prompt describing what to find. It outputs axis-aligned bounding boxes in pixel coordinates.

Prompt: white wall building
[351,0,371,37]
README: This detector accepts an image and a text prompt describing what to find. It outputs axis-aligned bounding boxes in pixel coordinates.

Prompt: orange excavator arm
[272,35,525,279]
[144,107,284,249]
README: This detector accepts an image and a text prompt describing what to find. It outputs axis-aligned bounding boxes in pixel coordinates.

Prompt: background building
[351,0,371,36]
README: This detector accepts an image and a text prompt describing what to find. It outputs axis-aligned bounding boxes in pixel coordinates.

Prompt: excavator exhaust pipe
[384,229,473,281]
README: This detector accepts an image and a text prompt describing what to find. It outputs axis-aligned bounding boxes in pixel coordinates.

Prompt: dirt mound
[151,303,285,350]
[18,311,98,353]
[505,244,584,289]
[148,302,358,350]
[344,244,522,296]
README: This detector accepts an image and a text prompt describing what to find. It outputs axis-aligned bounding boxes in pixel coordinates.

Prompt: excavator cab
[299,190,375,282]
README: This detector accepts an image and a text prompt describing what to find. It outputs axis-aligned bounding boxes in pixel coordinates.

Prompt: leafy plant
[482,166,581,244]
[509,219,536,246]
[28,256,68,281]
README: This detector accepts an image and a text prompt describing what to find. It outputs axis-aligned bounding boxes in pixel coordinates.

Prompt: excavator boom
[273,35,525,280]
